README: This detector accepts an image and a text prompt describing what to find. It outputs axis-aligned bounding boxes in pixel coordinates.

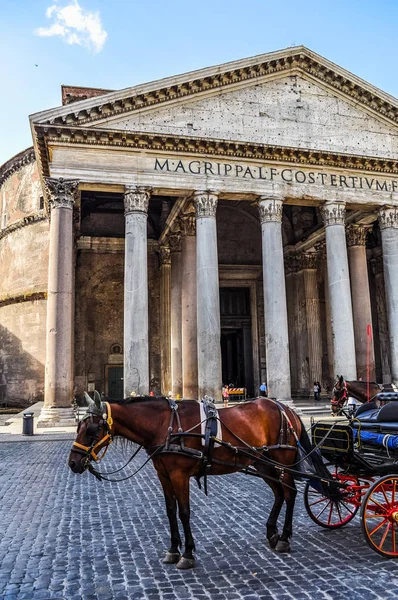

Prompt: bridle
[331,380,348,412]
[73,401,114,464]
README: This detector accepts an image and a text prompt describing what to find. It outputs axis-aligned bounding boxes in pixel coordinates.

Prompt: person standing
[313,382,318,402]
[259,382,267,397]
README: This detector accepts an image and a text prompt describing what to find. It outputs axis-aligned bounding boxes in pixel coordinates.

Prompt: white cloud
[35,1,107,54]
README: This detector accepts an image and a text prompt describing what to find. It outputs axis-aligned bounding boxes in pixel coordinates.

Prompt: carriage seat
[352,401,398,432]
[376,392,398,402]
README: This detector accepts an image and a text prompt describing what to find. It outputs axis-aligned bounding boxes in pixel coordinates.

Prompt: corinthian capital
[180,201,196,236]
[258,197,283,223]
[124,186,151,215]
[168,233,182,253]
[45,177,79,210]
[346,225,369,247]
[194,190,218,218]
[159,244,171,266]
[378,206,398,230]
[297,251,318,270]
[321,202,345,226]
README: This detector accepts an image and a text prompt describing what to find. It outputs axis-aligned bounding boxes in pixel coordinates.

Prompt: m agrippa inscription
[154,158,398,193]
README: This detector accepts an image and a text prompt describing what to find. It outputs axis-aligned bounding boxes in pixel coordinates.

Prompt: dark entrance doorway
[107,366,124,400]
[220,287,254,396]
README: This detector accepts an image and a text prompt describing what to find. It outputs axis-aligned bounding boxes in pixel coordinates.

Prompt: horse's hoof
[268,533,280,549]
[275,540,290,553]
[163,552,181,564]
[176,557,195,570]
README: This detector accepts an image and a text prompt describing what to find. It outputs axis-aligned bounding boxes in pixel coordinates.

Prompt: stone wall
[74,240,161,397]
[0,154,49,406]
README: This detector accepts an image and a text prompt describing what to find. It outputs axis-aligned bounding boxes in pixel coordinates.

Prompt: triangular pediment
[87,72,398,159]
[30,46,398,173]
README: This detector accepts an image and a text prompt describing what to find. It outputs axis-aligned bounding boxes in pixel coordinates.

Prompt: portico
[27,46,398,423]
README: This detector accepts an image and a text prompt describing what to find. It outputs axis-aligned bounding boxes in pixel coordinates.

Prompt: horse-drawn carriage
[69,384,398,568]
[303,382,398,558]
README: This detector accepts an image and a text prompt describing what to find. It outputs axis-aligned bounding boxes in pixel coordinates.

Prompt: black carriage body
[311,420,398,478]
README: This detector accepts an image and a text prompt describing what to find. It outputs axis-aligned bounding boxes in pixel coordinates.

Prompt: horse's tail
[298,417,340,498]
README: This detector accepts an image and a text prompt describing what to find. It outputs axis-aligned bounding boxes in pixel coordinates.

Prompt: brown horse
[68,394,330,569]
[331,375,383,414]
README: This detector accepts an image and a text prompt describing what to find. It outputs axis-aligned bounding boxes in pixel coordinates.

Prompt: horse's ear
[84,392,94,407]
[94,390,102,409]
[339,375,344,385]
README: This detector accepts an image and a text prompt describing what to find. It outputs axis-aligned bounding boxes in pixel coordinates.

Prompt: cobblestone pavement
[1,440,398,600]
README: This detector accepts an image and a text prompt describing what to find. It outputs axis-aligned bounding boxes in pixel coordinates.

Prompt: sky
[1,0,398,166]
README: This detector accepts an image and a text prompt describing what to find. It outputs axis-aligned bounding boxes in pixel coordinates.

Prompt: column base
[37,406,76,428]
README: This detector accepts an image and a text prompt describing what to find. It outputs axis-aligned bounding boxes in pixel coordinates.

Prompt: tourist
[259,382,267,397]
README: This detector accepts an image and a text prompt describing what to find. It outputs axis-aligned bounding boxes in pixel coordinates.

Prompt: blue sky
[1,0,398,165]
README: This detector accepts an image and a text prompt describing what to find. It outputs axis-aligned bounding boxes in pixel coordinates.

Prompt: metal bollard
[22,412,34,436]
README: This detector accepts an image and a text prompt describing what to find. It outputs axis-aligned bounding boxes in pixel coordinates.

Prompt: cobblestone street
[0,438,397,600]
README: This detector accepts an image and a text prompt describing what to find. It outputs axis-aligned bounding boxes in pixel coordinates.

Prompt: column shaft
[160,245,171,395]
[347,226,375,380]
[195,191,222,401]
[170,234,183,397]
[379,207,398,383]
[181,210,198,399]
[258,197,291,400]
[301,256,323,387]
[322,202,356,379]
[40,178,78,425]
[124,187,150,396]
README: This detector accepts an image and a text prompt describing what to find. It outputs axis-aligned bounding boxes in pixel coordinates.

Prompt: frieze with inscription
[154,158,398,192]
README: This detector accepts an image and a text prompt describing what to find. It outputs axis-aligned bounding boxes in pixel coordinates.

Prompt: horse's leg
[157,472,182,564]
[169,471,196,570]
[275,471,297,553]
[256,463,285,548]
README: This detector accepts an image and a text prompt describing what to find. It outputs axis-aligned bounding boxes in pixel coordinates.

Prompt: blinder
[73,401,114,464]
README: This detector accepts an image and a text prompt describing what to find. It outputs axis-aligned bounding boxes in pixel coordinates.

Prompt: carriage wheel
[361,475,398,558]
[304,470,361,529]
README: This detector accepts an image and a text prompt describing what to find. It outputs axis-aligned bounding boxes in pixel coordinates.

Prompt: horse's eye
[86,423,99,439]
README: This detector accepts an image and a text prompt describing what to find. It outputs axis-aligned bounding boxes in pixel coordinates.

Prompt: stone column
[169,233,183,397]
[194,191,222,401]
[371,250,391,382]
[300,252,323,389]
[258,197,291,401]
[180,205,198,399]
[39,177,78,426]
[378,207,398,383]
[346,225,375,380]
[123,186,150,396]
[160,244,171,395]
[285,256,298,392]
[321,202,356,379]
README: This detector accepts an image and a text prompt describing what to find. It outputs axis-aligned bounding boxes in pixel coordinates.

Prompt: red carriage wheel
[361,475,398,558]
[304,468,365,529]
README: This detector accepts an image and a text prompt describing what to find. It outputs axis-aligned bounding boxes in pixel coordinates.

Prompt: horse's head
[330,375,347,415]
[68,391,113,474]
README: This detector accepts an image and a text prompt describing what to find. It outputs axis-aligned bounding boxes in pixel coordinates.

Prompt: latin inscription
[154,158,398,192]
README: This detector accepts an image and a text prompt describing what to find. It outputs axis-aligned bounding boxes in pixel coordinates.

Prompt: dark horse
[69,394,330,569]
[331,375,383,414]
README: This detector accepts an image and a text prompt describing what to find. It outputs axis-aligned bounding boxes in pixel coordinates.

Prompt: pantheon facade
[1,46,398,424]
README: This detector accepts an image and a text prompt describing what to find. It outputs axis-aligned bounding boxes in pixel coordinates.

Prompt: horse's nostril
[70,460,76,470]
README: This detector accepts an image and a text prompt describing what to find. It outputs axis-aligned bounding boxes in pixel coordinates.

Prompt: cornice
[34,124,398,179]
[0,211,47,241]
[0,147,36,188]
[31,50,398,131]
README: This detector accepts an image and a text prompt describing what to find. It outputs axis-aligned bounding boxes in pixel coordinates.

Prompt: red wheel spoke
[393,480,396,506]
[369,517,388,537]
[339,501,355,516]
[316,500,332,520]
[327,501,334,525]
[377,522,391,551]
[380,484,391,508]
[336,502,343,523]
[392,522,397,555]
[308,497,330,508]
